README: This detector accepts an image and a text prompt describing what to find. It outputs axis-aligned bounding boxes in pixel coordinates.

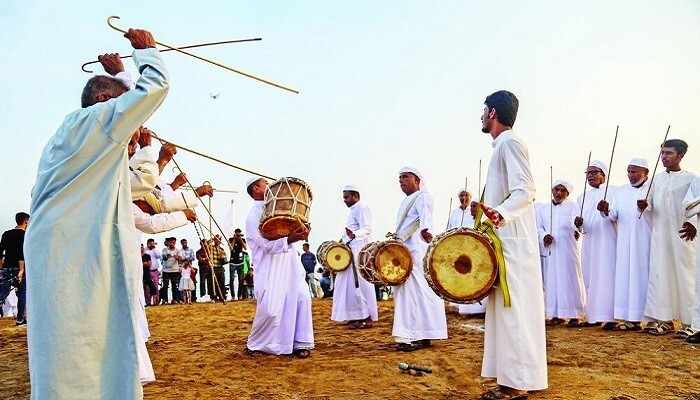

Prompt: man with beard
[477,90,547,400]
[638,139,696,337]
[537,180,586,327]
[331,185,378,329]
[574,161,617,330]
[597,158,652,331]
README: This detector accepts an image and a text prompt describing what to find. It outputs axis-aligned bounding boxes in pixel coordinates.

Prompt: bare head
[481,90,519,136]
[80,75,129,108]
[660,139,688,172]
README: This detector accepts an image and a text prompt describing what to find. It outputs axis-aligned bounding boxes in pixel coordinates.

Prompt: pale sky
[1,1,699,252]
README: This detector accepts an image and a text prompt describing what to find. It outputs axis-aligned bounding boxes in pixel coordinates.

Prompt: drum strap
[474,190,512,308]
[388,193,421,241]
[346,239,360,289]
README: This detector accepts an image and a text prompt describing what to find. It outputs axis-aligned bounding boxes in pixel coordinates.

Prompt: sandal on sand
[648,323,674,336]
[640,321,659,334]
[601,322,617,331]
[292,348,311,359]
[397,340,431,352]
[579,321,602,328]
[352,321,373,329]
[244,348,265,357]
[613,321,642,331]
[566,319,582,328]
[480,386,529,400]
[674,327,694,339]
[546,317,565,326]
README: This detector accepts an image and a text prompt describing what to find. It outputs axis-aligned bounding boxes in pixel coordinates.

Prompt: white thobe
[481,130,547,391]
[447,207,475,230]
[645,170,697,324]
[446,206,486,314]
[537,200,586,319]
[606,181,652,321]
[129,146,158,200]
[246,201,314,354]
[25,48,168,400]
[683,178,700,330]
[576,185,617,322]
[392,191,447,342]
[331,201,378,322]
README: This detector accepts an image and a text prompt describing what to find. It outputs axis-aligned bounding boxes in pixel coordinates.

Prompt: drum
[357,240,412,286]
[259,177,313,240]
[316,240,352,272]
[423,227,498,304]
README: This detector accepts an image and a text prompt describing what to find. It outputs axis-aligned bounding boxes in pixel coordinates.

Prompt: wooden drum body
[358,240,412,286]
[316,240,352,272]
[423,227,498,304]
[259,177,313,240]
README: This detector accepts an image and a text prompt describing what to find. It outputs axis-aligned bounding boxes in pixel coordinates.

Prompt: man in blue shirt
[300,243,318,298]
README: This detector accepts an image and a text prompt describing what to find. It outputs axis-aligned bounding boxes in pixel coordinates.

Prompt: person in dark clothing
[228,229,248,300]
[142,254,157,304]
[0,212,30,325]
[196,239,215,301]
[301,243,318,298]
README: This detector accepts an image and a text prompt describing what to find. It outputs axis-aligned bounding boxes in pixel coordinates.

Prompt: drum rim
[259,216,310,240]
[424,228,498,303]
[316,240,351,271]
[269,176,314,201]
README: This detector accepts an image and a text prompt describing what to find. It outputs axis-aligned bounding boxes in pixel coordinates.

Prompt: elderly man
[446,187,486,315]
[574,160,617,329]
[597,158,652,331]
[682,177,700,343]
[331,185,378,329]
[477,90,547,400]
[392,167,447,351]
[537,180,586,327]
[25,28,169,399]
[638,139,696,337]
[244,177,314,358]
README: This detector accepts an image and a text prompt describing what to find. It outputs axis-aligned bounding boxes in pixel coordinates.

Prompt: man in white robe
[597,158,652,330]
[331,185,378,328]
[392,167,448,351]
[638,139,696,336]
[25,29,169,400]
[478,90,547,399]
[682,177,700,343]
[244,178,314,357]
[574,160,617,329]
[537,180,586,326]
[446,188,487,315]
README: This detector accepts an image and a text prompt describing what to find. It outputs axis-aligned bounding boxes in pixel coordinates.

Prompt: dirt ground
[1,298,699,400]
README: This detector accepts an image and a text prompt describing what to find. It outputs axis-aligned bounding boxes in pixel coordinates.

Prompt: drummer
[243,177,314,358]
[331,185,378,329]
[446,187,487,316]
[392,167,448,351]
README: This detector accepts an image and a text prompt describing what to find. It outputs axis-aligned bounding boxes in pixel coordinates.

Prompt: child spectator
[142,254,157,306]
[244,267,255,299]
[179,260,195,304]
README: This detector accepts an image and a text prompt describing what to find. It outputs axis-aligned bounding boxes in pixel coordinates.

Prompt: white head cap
[457,188,471,198]
[628,157,649,169]
[551,179,573,194]
[399,166,427,191]
[588,160,609,177]
[246,177,263,190]
[343,184,360,193]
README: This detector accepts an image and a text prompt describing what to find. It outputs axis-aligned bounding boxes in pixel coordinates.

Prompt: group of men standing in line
[534,140,699,346]
[18,22,696,400]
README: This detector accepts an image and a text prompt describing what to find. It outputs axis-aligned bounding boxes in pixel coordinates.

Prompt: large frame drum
[423,227,498,303]
[259,177,313,240]
[316,241,352,272]
[357,240,412,286]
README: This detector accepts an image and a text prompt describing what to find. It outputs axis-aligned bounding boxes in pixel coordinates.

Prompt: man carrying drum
[331,185,378,329]
[392,167,447,351]
[243,177,314,359]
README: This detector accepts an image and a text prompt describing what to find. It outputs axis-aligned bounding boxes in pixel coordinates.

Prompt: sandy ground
[1,298,699,400]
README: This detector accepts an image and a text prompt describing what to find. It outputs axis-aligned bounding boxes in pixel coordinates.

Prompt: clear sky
[1,1,699,251]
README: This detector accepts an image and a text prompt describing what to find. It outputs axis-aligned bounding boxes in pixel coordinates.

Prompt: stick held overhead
[106,16,299,94]
[81,38,262,73]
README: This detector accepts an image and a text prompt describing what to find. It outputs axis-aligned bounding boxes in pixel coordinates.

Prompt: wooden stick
[478,160,482,196]
[445,198,452,231]
[639,125,671,219]
[549,166,553,256]
[602,125,619,201]
[579,152,592,218]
